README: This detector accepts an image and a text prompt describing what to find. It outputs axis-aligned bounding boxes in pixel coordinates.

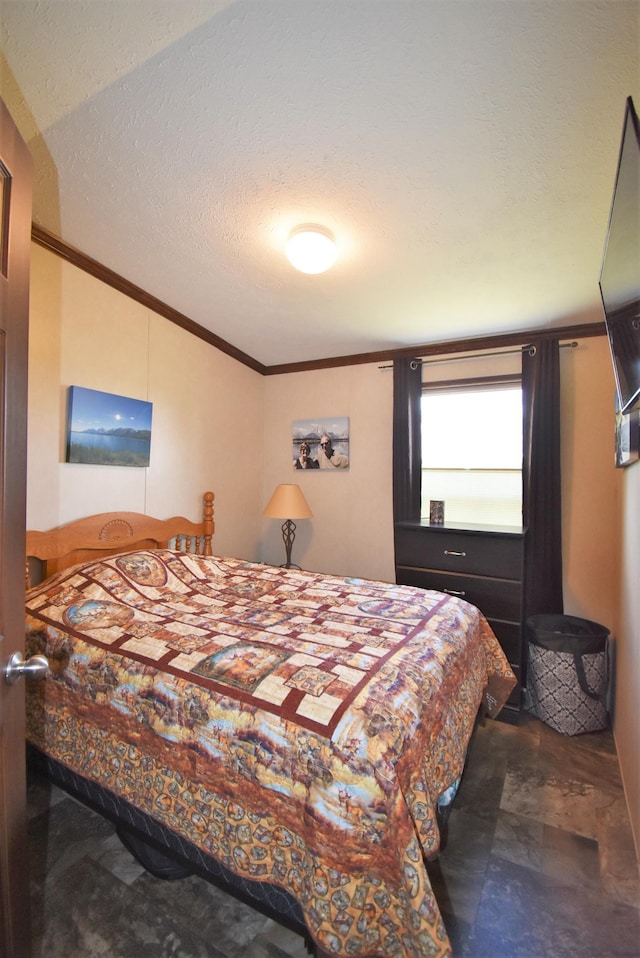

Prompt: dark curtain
[392,357,422,522]
[522,339,564,617]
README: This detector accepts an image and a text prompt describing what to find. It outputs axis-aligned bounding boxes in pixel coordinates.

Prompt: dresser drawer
[395,527,523,580]
[396,567,522,622]
[394,523,525,723]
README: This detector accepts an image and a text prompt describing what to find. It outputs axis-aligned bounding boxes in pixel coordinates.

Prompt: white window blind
[421,383,523,527]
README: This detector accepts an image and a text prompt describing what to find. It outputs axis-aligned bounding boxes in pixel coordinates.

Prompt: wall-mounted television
[599,95,640,414]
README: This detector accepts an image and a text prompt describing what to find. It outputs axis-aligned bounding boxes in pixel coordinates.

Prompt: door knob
[4,650,50,685]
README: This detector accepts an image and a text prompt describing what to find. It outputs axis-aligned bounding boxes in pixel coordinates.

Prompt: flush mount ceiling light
[285,225,337,274]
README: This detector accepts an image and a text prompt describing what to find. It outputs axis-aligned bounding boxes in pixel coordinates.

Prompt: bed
[25,491,516,958]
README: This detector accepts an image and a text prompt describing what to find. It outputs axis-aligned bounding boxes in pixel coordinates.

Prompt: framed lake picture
[66,386,153,467]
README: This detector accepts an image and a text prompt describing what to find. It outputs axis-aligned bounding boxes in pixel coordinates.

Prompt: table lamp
[263,483,313,569]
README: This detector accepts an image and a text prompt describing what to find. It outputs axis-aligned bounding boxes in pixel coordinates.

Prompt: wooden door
[0,97,33,958]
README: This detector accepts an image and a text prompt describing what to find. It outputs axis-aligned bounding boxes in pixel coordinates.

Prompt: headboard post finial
[203,491,215,556]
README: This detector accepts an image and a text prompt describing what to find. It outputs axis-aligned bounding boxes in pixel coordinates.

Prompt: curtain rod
[379,341,578,370]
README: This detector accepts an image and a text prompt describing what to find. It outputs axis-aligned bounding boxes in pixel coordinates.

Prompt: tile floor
[27,714,639,958]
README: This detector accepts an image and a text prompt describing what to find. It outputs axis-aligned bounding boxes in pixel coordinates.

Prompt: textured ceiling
[1,1,638,366]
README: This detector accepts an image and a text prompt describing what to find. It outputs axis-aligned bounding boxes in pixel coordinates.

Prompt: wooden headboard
[26,491,214,586]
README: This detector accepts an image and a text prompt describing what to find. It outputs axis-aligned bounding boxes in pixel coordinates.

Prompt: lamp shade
[263,483,313,520]
[285,225,337,274]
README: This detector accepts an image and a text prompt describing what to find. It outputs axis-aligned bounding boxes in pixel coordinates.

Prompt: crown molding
[32,224,605,377]
[31,224,266,375]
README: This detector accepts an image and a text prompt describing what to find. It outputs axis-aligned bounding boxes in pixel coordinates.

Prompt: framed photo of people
[615,393,639,468]
[292,418,350,471]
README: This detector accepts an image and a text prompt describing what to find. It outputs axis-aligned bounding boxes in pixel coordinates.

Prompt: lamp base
[280,519,300,569]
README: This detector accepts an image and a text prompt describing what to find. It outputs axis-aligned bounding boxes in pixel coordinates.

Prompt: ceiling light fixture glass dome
[285,225,337,274]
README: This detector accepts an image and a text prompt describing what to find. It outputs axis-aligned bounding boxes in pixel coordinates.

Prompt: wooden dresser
[394,521,525,721]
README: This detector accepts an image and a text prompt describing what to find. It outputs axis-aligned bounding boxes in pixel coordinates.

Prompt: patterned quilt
[25,550,515,958]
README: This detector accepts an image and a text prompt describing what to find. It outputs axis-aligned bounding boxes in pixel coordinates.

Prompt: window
[421,380,522,527]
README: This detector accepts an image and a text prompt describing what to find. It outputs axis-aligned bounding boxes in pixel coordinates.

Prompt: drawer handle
[443,550,466,557]
[444,588,466,597]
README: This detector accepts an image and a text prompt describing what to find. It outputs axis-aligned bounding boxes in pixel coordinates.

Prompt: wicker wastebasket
[524,614,609,735]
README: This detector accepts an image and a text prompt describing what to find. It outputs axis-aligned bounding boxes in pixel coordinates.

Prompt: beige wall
[559,339,639,850]
[561,337,640,848]
[27,245,264,561]
[560,339,622,630]
[261,364,394,580]
[616,457,640,851]
[26,242,639,852]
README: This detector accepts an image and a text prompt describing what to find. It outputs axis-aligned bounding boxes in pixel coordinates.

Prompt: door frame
[0,96,34,958]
